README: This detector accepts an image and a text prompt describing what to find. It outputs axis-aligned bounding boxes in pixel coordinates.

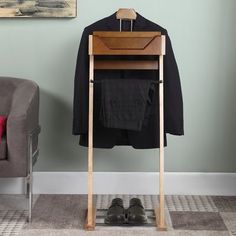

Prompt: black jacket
[73,12,184,149]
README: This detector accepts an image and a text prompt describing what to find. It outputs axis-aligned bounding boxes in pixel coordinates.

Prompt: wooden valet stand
[85,9,167,231]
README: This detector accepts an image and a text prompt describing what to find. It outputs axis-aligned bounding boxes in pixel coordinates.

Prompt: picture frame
[0,0,76,18]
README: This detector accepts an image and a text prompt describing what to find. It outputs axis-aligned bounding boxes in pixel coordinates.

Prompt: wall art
[0,0,76,17]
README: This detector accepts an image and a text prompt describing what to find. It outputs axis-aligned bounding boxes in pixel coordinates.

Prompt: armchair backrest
[0,77,27,115]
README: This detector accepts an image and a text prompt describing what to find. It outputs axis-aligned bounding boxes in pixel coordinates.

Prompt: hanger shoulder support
[116,8,137,20]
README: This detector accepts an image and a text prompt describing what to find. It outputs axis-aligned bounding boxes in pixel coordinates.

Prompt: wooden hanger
[116,8,137,32]
[116,8,137,20]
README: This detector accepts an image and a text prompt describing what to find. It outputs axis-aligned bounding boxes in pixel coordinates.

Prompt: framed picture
[0,0,76,17]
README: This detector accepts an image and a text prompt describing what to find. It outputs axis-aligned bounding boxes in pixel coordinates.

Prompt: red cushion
[0,116,7,144]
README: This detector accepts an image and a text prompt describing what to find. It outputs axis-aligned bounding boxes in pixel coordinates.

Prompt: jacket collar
[105,12,148,31]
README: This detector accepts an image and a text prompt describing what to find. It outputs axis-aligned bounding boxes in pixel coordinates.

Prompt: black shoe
[127,198,148,225]
[104,198,126,225]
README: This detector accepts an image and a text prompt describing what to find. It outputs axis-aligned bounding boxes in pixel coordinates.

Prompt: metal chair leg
[27,134,33,223]
[27,173,32,222]
[25,126,41,223]
[25,176,29,198]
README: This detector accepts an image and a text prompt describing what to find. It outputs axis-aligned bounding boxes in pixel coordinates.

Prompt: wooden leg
[85,51,95,231]
[85,160,94,230]
[155,207,167,231]
[157,54,166,230]
[86,136,94,230]
[85,208,96,230]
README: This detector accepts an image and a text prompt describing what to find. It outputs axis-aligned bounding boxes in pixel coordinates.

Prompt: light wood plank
[161,35,166,55]
[87,35,95,230]
[158,54,165,229]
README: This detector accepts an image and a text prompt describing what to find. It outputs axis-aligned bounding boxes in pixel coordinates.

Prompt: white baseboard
[0,172,236,195]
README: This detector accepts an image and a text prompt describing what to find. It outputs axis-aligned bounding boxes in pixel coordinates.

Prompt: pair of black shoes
[105,198,148,226]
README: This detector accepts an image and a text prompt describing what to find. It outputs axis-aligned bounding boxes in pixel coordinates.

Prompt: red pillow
[0,116,7,145]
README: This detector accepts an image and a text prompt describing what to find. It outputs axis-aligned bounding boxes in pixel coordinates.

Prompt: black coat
[73,12,184,149]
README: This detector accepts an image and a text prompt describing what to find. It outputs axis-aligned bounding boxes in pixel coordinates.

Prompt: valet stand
[85,31,166,231]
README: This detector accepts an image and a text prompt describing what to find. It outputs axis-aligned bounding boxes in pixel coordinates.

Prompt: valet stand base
[84,206,167,231]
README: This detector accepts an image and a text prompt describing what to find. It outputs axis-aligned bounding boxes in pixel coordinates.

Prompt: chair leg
[25,176,29,198]
[27,134,33,223]
[26,173,32,222]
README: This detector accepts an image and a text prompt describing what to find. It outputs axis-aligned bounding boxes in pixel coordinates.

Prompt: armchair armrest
[8,81,39,127]
[6,80,40,176]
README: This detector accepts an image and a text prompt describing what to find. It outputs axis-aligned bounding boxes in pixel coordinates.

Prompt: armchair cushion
[0,135,7,160]
[0,116,7,144]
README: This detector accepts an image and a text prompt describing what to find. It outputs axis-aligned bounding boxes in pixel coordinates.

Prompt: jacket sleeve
[73,29,89,135]
[164,32,184,135]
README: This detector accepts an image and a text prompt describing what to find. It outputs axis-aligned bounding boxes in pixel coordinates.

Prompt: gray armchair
[0,77,40,222]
